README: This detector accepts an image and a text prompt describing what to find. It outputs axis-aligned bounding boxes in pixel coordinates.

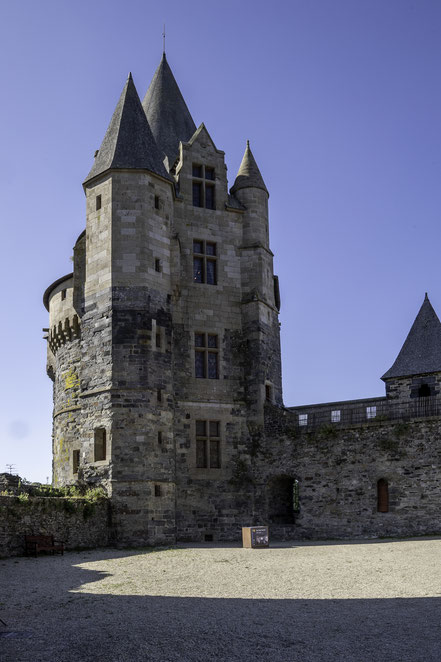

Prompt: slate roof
[382,294,441,380]
[142,54,196,167]
[230,141,268,195]
[84,73,170,184]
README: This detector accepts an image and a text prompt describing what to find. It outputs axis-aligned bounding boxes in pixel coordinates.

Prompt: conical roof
[142,54,196,166]
[230,141,268,195]
[382,294,441,380]
[84,73,170,184]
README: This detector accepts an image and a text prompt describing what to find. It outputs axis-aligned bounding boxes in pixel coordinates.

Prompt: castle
[44,55,441,545]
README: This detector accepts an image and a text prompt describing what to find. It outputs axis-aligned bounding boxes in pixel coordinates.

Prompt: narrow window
[331,410,341,423]
[157,388,162,402]
[377,479,389,513]
[366,406,377,420]
[265,384,272,402]
[298,414,308,427]
[155,258,161,273]
[156,332,161,349]
[196,420,221,468]
[154,195,160,210]
[195,332,219,379]
[193,240,217,285]
[158,431,163,444]
[61,289,67,301]
[154,484,161,497]
[72,449,80,475]
[96,194,102,211]
[94,428,106,461]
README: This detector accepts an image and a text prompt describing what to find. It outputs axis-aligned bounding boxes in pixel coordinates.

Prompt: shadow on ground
[1,546,440,662]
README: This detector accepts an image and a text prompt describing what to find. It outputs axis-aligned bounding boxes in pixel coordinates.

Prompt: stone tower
[44,54,282,545]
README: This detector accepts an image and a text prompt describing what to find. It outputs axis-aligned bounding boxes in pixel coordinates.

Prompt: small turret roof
[84,73,170,184]
[230,141,268,195]
[382,294,441,380]
[142,54,196,167]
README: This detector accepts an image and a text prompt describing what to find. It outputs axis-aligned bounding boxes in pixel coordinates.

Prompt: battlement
[48,315,81,354]
[289,394,441,430]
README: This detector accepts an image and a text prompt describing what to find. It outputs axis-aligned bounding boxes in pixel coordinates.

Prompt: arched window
[377,479,389,513]
[418,383,431,397]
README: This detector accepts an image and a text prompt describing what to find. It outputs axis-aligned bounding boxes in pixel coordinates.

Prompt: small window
[158,431,163,444]
[377,479,389,513]
[156,332,161,349]
[61,289,67,301]
[154,484,161,497]
[94,428,106,461]
[154,195,160,210]
[196,419,221,468]
[195,332,219,379]
[265,384,272,402]
[96,194,102,211]
[366,406,377,420]
[298,414,308,427]
[157,388,162,403]
[193,240,217,285]
[155,258,161,273]
[72,449,80,475]
[331,410,341,423]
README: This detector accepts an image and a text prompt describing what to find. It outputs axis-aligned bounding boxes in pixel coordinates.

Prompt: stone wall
[262,404,441,539]
[0,496,110,557]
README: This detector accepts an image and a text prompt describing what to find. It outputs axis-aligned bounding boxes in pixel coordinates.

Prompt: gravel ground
[1,537,440,662]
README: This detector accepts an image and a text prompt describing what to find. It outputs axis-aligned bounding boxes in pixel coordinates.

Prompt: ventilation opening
[155,258,162,273]
[204,534,213,542]
[154,484,161,497]
[154,195,160,210]
[96,194,102,211]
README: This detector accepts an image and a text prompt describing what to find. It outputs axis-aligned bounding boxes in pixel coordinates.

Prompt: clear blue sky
[1,0,441,482]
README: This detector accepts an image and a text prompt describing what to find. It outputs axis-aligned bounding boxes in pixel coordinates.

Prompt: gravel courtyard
[1,537,440,662]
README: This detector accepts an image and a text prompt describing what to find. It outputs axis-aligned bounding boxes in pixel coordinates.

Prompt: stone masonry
[43,54,441,545]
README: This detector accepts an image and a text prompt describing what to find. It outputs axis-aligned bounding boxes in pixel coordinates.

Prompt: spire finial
[425,292,429,300]
[246,139,250,148]
[163,24,166,54]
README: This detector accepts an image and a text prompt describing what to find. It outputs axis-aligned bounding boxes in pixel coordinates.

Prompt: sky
[1,0,441,483]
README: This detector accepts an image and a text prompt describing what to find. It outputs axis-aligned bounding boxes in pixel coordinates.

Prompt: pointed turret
[382,294,441,380]
[142,54,196,167]
[84,73,170,184]
[230,141,268,195]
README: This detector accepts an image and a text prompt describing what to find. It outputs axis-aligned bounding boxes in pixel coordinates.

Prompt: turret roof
[230,141,268,195]
[84,73,170,184]
[382,294,441,380]
[142,54,196,167]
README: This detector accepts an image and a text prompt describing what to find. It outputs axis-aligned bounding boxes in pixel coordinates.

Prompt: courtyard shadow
[1,547,440,662]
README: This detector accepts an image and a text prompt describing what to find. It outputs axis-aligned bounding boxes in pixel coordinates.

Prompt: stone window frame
[195,419,221,469]
[194,332,219,379]
[193,239,217,285]
[192,163,216,210]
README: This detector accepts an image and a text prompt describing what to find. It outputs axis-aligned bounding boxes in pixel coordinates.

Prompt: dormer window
[192,164,216,210]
